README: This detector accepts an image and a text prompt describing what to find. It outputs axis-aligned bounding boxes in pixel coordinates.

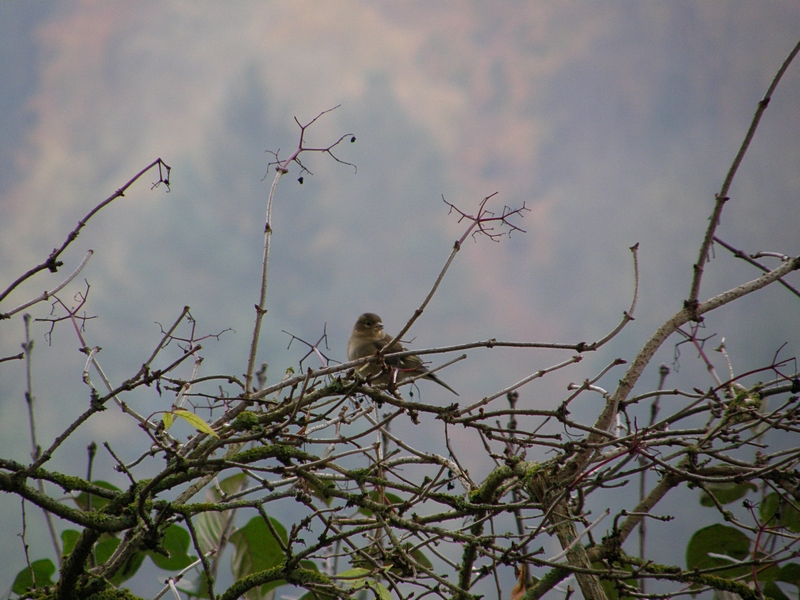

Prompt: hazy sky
[1,2,799,596]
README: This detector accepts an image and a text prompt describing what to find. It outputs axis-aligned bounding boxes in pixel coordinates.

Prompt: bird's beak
[375,322,383,330]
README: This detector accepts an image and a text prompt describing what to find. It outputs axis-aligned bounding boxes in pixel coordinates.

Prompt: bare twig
[245,107,354,393]
[2,250,94,319]
[687,39,800,312]
[714,236,800,299]
[22,314,62,562]
[0,158,170,305]
[387,193,528,350]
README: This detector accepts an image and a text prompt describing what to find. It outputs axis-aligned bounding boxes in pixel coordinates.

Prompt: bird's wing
[380,337,425,370]
[349,337,388,360]
[392,353,424,371]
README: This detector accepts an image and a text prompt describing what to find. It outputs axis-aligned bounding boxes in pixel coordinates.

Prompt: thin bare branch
[687,39,800,310]
[0,158,170,305]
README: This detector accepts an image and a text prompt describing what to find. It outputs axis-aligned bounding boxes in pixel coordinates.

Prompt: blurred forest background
[1,2,799,595]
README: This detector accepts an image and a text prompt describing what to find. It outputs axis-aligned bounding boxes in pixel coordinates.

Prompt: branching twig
[686,39,800,312]
[245,107,354,393]
[386,193,528,350]
[713,236,800,299]
[2,250,94,320]
[0,158,170,305]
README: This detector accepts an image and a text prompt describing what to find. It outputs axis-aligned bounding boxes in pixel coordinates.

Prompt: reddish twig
[386,193,529,356]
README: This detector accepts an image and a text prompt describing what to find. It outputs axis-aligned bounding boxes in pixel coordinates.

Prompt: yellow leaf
[174,409,218,438]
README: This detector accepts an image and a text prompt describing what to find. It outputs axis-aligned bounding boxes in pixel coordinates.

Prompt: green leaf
[61,529,80,555]
[761,493,781,525]
[760,493,800,532]
[62,530,121,567]
[407,544,433,570]
[357,491,404,517]
[295,562,334,600]
[163,411,174,429]
[12,559,56,594]
[756,560,783,584]
[784,505,800,533]
[229,515,288,600]
[174,408,219,437]
[298,591,337,600]
[332,568,393,599]
[72,480,121,511]
[305,477,335,507]
[109,549,147,585]
[197,473,248,555]
[686,524,751,580]
[700,482,757,506]
[94,534,121,563]
[367,581,392,600]
[360,542,434,577]
[763,581,791,600]
[778,563,800,587]
[149,524,195,570]
[335,567,371,581]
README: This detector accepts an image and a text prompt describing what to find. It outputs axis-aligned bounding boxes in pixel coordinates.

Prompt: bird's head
[353,313,384,338]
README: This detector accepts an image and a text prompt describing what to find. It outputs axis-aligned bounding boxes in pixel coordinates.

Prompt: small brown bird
[347,312,459,395]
